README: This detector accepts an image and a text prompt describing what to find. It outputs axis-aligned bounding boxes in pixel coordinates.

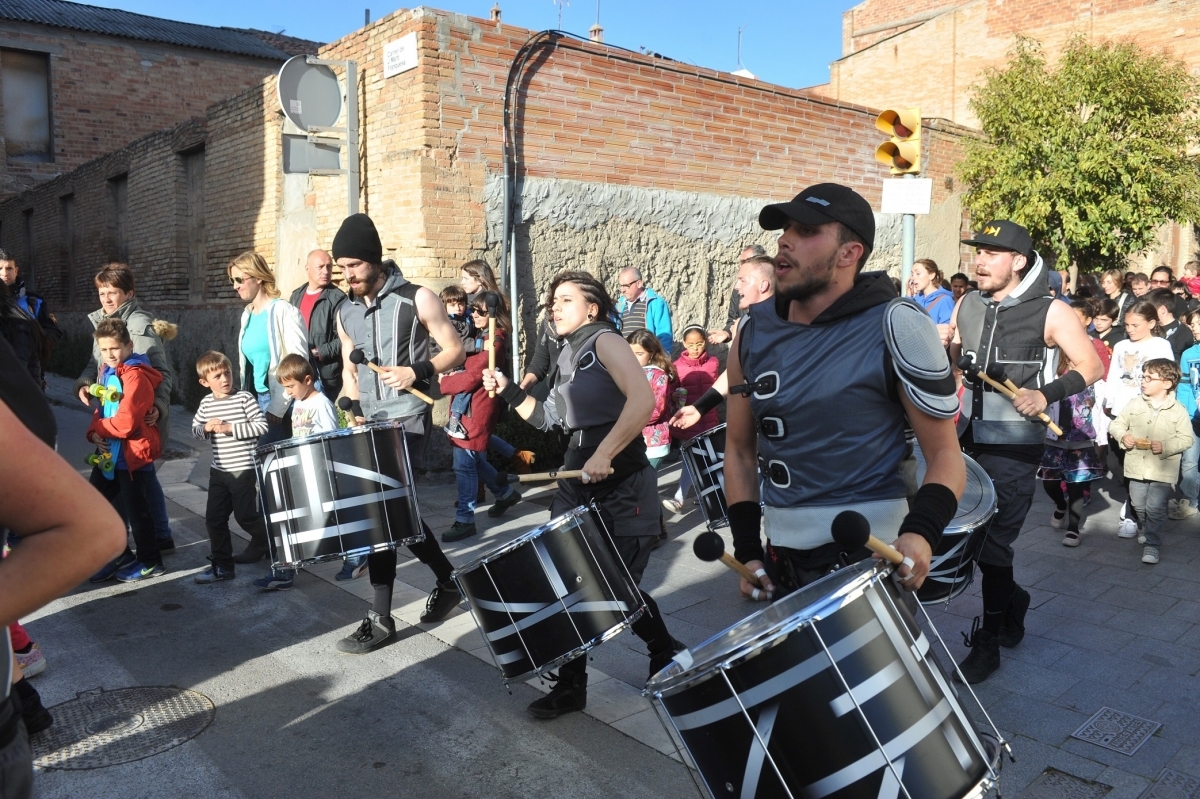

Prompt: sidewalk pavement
[45,373,1200,796]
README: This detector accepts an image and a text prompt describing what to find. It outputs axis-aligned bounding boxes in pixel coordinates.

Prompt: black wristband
[348,399,363,418]
[728,501,765,565]
[498,381,528,408]
[410,360,436,382]
[900,483,958,551]
[1039,369,1087,404]
[693,387,725,416]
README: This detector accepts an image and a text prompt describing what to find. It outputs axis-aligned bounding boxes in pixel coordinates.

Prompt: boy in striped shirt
[192,351,269,584]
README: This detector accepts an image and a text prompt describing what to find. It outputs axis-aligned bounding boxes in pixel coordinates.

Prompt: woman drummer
[482,270,684,720]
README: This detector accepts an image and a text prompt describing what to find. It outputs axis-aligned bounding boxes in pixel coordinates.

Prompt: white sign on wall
[383,33,418,78]
[880,178,933,215]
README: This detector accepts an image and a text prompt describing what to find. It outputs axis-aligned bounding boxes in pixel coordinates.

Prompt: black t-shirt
[0,335,55,447]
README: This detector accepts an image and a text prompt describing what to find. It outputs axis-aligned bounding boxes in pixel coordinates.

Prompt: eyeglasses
[1150,279,1171,286]
[230,276,255,286]
[618,281,640,290]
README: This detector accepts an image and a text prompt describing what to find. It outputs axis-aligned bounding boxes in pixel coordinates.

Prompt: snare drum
[914,447,996,605]
[681,424,728,530]
[256,421,424,570]
[453,506,646,681]
[647,561,999,799]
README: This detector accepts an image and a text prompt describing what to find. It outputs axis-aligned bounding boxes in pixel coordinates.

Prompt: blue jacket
[1179,343,1200,432]
[617,287,673,353]
[914,286,955,325]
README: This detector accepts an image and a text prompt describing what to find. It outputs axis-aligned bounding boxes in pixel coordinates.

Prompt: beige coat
[1109,394,1194,484]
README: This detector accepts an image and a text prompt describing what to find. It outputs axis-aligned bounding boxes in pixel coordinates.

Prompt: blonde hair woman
[230,252,309,446]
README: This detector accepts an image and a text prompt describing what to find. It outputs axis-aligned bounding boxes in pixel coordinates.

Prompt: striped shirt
[620,295,648,333]
[192,391,268,473]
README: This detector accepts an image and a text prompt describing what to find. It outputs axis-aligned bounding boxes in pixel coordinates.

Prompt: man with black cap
[949,219,1103,683]
[332,213,466,654]
[723,183,966,605]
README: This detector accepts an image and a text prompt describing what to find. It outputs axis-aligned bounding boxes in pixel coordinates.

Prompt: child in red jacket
[86,318,165,584]
[664,325,720,514]
[437,298,523,542]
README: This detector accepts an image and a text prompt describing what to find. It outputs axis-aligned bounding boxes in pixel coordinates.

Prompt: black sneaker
[442,521,477,542]
[233,547,269,564]
[527,671,588,719]
[12,679,52,736]
[648,638,687,681]
[955,617,1001,684]
[419,580,461,623]
[444,418,468,440]
[487,490,523,518]
[194,564,235,584]
[998,586,1030,648]
[336,611,396,654]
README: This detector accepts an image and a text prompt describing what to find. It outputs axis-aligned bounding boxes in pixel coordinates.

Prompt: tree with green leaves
[958,36,1200,272]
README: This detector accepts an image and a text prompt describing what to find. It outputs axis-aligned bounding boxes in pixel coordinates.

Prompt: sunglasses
[618,281,640,289]
[230,276,254,286]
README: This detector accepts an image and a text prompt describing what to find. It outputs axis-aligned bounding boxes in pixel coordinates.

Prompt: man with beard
[949,220,1103,683]
[333,214,466,653]
[723,183,966,603]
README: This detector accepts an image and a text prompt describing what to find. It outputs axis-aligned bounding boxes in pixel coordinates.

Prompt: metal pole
[509,228,519,379]
[900,172,915,293]
[346,60,360,216]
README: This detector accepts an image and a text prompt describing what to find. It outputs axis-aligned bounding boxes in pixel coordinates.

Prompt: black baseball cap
[961,220,1033,258]
[759,183,875,251]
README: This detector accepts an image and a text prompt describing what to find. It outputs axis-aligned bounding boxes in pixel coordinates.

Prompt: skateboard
[86,373,123,480]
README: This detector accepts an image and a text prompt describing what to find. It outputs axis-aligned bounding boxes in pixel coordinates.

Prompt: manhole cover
[32,687,215,770]
[1019,769,1112,799]
[1139,769,1200,799]
[1072,707,1161,756]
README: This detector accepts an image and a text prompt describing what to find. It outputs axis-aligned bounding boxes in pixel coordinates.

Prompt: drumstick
[349,349,435,405]
[957,357,1063,436]
[829,510,906,566]
[499,468,616,483]
[693,531,765,587]
[485,292,500,398]
[985,363,1023,396]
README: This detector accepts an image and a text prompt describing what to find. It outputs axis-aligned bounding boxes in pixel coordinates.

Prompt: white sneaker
[662,499,683,514]
[1050,510,1066,529]
[1137,532,1147,545]
[1118,518,1138,539]
[1169,499,1199,520]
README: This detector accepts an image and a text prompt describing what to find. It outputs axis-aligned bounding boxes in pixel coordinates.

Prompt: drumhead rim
[916,447,996,532]
[255,419,408,456]
[646,560,890,697]
[450,505,593,576]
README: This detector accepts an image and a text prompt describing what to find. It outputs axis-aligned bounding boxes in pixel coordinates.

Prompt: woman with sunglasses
[230,252,309,447]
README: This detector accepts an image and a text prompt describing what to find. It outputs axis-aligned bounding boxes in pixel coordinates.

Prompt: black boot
[998,585,1030,648]
[12,677,52,735]
[648,637,686,681]
[955,617,1001,685]
[528,670,588,719]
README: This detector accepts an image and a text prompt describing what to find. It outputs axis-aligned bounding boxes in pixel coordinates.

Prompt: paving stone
[1147,700,1200,746]
[1051,652,1155,693]
[1019,553,1106,579]
[1095,586,1180,616]
[1150,578,1200,603]
[1168,747,1200,779]
[1062,735,1183,781]
[990,656,1081,702]
[1090,565,1165,589]
[1130,667,1200,704]
[1044,620,1139,653]
[1144,561,1200,584]
[1135,768,1200,799]
[1116,638,1200,674]
[1016,768,1113,799]
[1041,595,1124,623]
[1095,767,1152,799]
[1105,609,1194,644]
[1001,736,1109,796]
[1165,599,1200,622]
[990,692,1097,746]
[610,707,679,756]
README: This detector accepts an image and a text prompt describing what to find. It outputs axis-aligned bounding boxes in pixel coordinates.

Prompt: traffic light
[875,108,921,175]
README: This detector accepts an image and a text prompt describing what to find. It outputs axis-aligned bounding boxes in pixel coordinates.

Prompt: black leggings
[1042,479,1091,533]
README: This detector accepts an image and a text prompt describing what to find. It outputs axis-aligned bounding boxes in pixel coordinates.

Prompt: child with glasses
[1110,358,1194,564]
[663,325,719,515]
[438,285,478,440]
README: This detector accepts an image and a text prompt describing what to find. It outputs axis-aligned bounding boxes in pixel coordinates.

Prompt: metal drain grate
[32,686,215,770]
[1018,769,1112,799]
[1072,707,1161,756]
[1138,769,1200,799]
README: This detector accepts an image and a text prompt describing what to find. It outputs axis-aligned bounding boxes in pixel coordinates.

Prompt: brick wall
[0,19,289,198]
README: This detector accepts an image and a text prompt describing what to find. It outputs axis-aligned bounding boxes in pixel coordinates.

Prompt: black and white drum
[914,447,996,605]
[256,421,424,570]
[681,424,728,530]
[454,506,645,681]
[646,561,1001,799]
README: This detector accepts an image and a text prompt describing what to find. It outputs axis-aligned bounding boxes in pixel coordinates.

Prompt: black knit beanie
[332,214,383,264]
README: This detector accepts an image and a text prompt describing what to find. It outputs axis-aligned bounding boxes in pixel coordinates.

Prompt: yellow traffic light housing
[875,107,921,174]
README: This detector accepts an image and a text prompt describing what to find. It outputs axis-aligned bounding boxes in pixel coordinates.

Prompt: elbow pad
[883,298,958,419]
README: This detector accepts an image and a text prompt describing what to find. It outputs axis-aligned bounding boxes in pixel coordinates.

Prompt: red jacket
[439,331,507,452]
[86,354,164,472]
[671,349,720,442]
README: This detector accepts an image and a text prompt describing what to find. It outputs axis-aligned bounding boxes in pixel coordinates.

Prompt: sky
[80,0,856,89]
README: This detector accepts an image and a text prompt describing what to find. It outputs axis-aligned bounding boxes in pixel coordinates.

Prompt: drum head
[648,560,886,695]
[914,446,996,533]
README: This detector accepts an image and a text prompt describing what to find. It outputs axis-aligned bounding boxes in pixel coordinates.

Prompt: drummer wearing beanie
[332,213,466,654]
[724,184,966,602]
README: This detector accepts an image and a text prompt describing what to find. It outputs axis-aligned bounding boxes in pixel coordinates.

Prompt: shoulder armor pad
[883,297,958,419]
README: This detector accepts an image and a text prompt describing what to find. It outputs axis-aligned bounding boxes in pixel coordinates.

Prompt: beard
[774,249,838,309]
[347,263,384,297]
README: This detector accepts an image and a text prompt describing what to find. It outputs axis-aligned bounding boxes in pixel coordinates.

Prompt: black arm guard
[1039,369,1087,404]
[729,501,765,565]
[692,387,724,416]
[498,381,528,408]
[410,360,435,382]
[899,483,958,551]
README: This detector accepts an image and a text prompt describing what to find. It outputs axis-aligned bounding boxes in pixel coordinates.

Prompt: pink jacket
[671,349,719,441]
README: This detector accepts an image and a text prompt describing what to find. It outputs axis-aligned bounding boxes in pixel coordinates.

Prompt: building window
[60,194,76,304]
[108,174,128,263]
[183,149,205,300]
[2,49,52,162]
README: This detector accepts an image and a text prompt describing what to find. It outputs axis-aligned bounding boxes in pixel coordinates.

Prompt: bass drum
[913,446,995,605]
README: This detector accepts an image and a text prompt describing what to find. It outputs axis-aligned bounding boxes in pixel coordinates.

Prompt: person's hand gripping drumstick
[484,292,500,398]
[348,349,435,405]
[693,531,774,601]
[957,356,1063,436]
[830,510,928,591]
